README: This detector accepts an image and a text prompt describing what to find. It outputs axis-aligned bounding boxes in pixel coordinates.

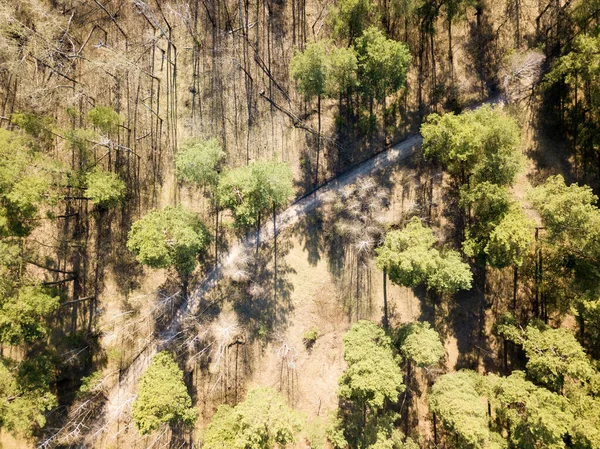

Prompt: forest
[0,0,599,448]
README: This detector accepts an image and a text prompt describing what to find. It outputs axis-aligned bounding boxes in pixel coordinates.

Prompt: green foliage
[0,355,57,437]
[175,138,225,189]
[397,322,444,368]
[202,387,303,449]
[529,175,600,346]
[87,106,121,133]
[497,323,595,391]
[219,160,294,229]
[484,206,534,269]
[490,371,573,449]
[85,169,125,208]
[429,371,505,449]
[290,41,328,101]
[422,106,522,187]
[327,46,359,95]
[355,27,411,104]
[376,216,472,293]
[127,206,210,278]
[77,371,104,398]
[329,0,374,42]
[545,34,600,169]
[339,321,404,410]
[529,175,600,249]
[132,351,196,435]
[460,182,513,259]
[0,285,59,345]
[0,129,56,237]
[11,113,53,139]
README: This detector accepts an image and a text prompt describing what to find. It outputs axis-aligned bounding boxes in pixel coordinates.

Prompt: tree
[429,371,505,449]
[219,160,294,235]
[397,321,444,368]
[202,387,302,449]
[0,285,59,346]
[87,106,121,134]
[0,355,57,437]
[132,351,196,435]
[489,371,573,449]
[330,321,405,449]
[85,168,125,208]
[422,106,522,187]
[175,137,225,264]
[290,41,328,188]
[327,46,359,96]
[376,217,472,324]
[127,206,210,296]
[356,27,411,119]
[175,137,225,189]
[0,129,56,237]
[497,322,595,392]
[529,175,600,339]
[460,182,513,261]
[329,0,374,43]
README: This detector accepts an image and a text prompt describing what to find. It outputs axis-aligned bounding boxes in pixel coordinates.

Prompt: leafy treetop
[397,321,444,368]
[175,138,225,189]
[202,387,303,449]
[339,320,405,410]
[376,216,472,293]
[85,168,125,208]
[132,351,197,435]
[127,206,210,278]
[219,160,294,229]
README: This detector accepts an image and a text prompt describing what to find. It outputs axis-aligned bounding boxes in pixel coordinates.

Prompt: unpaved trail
[103,134,424,422]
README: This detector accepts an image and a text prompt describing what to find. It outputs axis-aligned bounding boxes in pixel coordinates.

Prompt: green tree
[329,0,374,43]
[497,322,595,392]
[422,106,522,187]
[376,217,472,324]
[219,160,294,235]
[175,137,226,264]
[290,41,328,187]
[397,321,444,368]
[0,356,57,437]
[127,206,210,296]
[0,285,59,346]
[0,129,57,237]
[356,27,411,119]
[429,371,505,449]
[203,387,302,449]
[84,168,125,208]
[460,182,513,261]
[489,371,573,449]
[175,137,225,189]
[529,175,600,341]
[330,321,405,449]
[327,46,359,96]
[132,351,196,435]
[87,106,121,134]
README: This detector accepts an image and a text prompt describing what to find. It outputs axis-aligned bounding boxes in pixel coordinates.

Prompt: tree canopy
[219,160,294,229]
[376,216,472,293]
[127,206,210,279]
[132,351,196,435]
[202,387,303,449]
[175,138,225,189]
